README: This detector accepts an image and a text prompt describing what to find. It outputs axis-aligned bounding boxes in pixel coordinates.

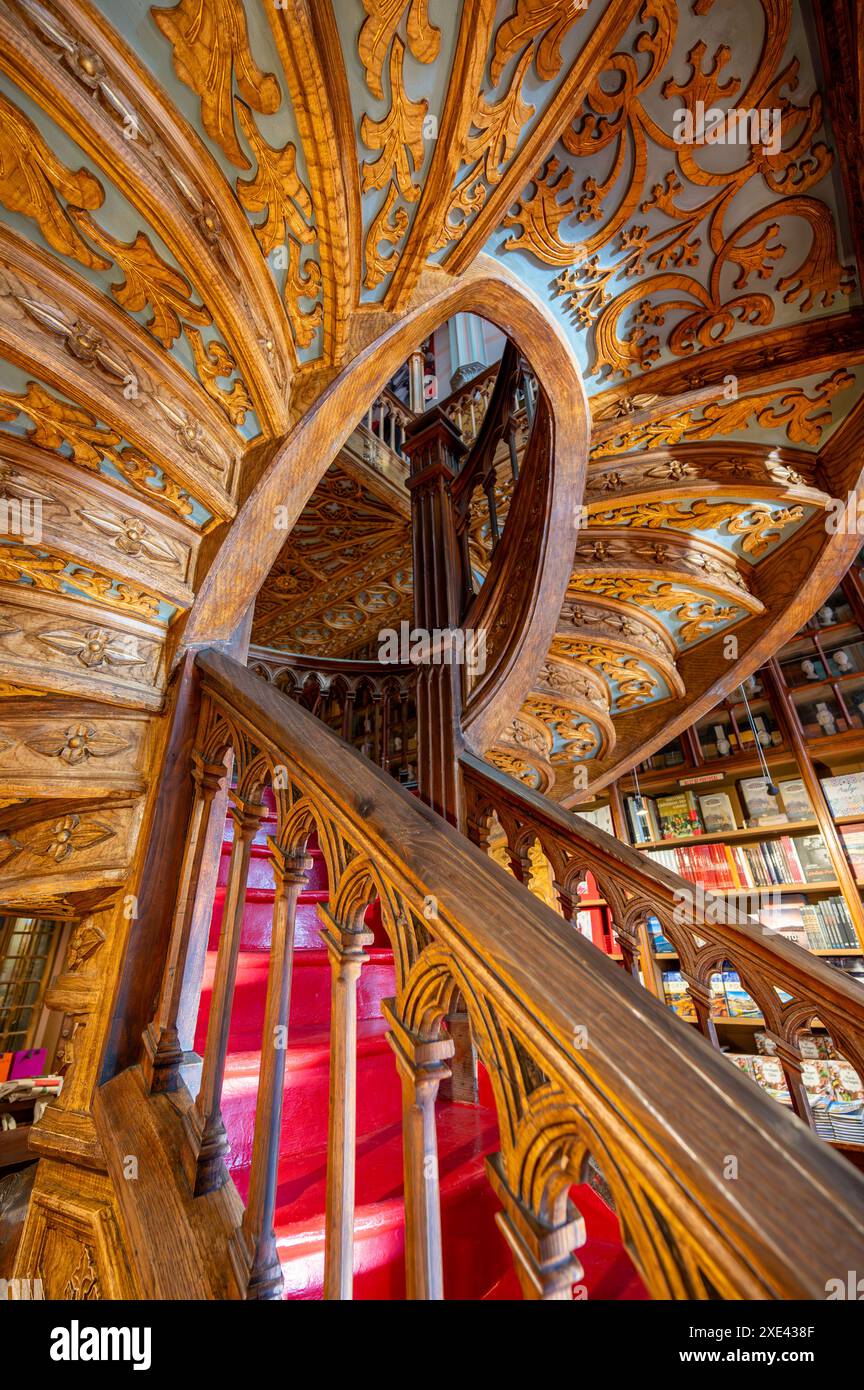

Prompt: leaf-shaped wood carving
[0,382,121,468]
[282,240,323,351]
[234,99,315,256]
[359,0,441,100]
[490,0,587,85]
[361,39,427,202]
[364,182,409,291]
[0,93,108,270]
[152,0,281,168]
[185,328,253,424]
[69,211,211,349]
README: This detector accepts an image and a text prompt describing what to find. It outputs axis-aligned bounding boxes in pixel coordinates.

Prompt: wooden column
[403,408,467,825]
[182,793,266,1197]
[439,1008,478,1104]
[383,1002,454,1300]
[770,1034,814,1128]
[485,1152,585,1301]
[765,658,864,949]
[319,909,374,1300]
[684,974,719,1049]
[141,753,227,1094]
[230,847,312,1298]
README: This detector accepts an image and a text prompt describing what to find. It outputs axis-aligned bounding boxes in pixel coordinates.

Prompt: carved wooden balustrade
[439,359,536,448]
[247,645,417,782]
[461,751,864,1140]
[361,386,415,462]
[133,651,864,1300]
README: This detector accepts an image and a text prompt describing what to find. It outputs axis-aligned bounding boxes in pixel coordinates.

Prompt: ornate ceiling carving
[0,0,859,839]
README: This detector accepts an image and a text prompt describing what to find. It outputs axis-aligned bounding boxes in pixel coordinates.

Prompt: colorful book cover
[777,778,813,823]
[738,777,786,825]
[655,792,702,839]
[698,792,737,833]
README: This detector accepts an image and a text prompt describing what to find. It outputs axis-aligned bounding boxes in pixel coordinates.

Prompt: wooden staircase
[64,650,864,1302]
[188,793,645,1299]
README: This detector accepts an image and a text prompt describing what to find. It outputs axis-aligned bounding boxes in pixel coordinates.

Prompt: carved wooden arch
[328,852,427,994]
[503,1082,684,1296]
[179,258,588,752]
[275,794,346,892]
[397,941,525,1152]
[777,1000,864,1082]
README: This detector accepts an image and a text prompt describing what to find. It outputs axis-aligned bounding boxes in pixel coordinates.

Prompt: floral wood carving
[152,0,281,169]
[0,92,107,270]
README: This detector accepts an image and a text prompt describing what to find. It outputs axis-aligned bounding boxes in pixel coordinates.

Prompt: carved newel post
[402,407,467,825]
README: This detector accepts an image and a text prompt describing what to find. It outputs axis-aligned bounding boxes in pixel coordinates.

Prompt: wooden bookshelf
[577,564,864,985]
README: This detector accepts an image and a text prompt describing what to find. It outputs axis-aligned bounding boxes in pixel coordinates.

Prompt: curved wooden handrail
[450,342,520,521]
[178,650,864,1298]
[459,385,578,756]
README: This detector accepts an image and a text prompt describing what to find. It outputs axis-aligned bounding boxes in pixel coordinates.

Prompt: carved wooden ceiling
[0,0,861,824]
[251,463,412,656]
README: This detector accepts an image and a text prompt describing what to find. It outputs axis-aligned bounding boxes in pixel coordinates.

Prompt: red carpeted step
[194,946,396,1054]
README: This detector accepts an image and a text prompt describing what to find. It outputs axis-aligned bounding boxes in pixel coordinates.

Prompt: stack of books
[800,898,859,949]
[645,834,834,888]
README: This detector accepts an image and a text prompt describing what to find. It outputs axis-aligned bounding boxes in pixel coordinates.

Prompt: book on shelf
[697,791,737,833]
[623,793,658,844]
[792,834,835,882]
[655,791,703,839]
[776,778,814,823]
[646,913,675,954]
[821,771,864,818]
[800,898,859,950]
[840,827,864,879]
[737,777,787,826]
[574,804,614,835]
[644,833,839,892]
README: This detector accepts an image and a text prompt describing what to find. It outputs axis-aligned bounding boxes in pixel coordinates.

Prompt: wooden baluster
[230,847,312,1298]
[383,1001,454,1299]
[182,793,266,1196]
[320,908,374,1299]
[388,407,397,452]
[439,1008,478,1105]
[684,974,719,1049]
[771,1034,814,1128]
[141,752,226,1094]
[483,468,500,547]
[485,1152,585,1300]
[507,419,519,481]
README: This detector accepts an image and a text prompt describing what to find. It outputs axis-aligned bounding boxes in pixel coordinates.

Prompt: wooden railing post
[403,407,467,825]
[382,1001,454,1300]
[182,792,266,1197]
[771,1034,814,1128]
[319,909,374,1299]
[141,752,227,1094]
[229,846,312,1298]
[485,1152,585,1300]
[683,974,719,1049]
